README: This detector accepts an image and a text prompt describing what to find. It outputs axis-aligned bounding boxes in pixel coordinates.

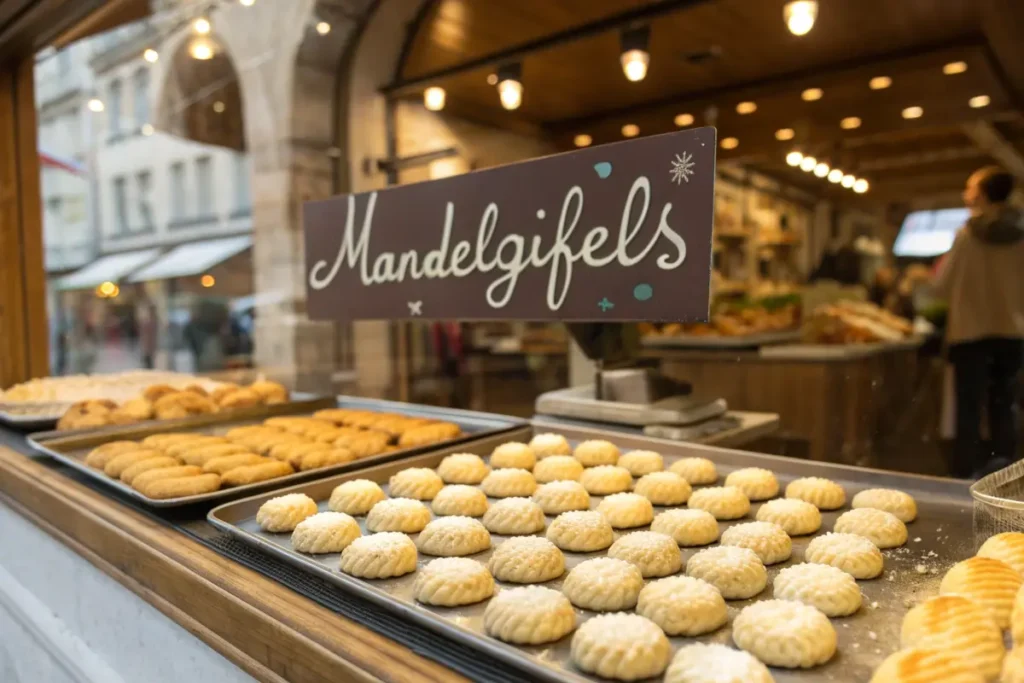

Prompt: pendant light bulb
[799,156,817,172]
[841,174,856,188]
[784,1,818,36]
[424,87,446,111]
[496,63,523,111]
[786,151,804,167]
[619,26,650,82]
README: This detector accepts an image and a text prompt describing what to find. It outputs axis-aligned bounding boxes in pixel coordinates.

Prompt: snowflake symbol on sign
[670,151,696,185]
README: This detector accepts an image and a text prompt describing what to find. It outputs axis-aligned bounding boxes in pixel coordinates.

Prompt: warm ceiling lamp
[853,178,869,193]
[193,17,211,34]
[841,174,855,188]
[827,168,844,183]
[143,48,158,63]
[969,95,991,109]
[720,137,739,149]
[786,151,804,166]
[315,21,331,35]
[496,63,523,110]
[620,26,651,82]
[87,97,104,112]
[621,124,640,138]
[784,1,818,36]
[736,101,757,115]
[141,123,154,136]
[840,116,861,130]
[239,0,255,5]
[189,37,215,60]
[424,86,446,111]
[814,162,830,177]
[574,134,593,147]
[802,88,823,101]
[674,113,694,127]
[799,156,817,172]
[902,106,923,119]
[776,128,795,141]
[486,73,498,86]
[201,274,216,288]
[869,76,892,90]
[943,61,968,75]
[212,100,225,113]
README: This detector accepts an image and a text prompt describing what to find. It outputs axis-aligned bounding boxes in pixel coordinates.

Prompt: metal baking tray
[0,406,64,432]
[536,386,727,427]
[642,329,801,349]
[29,397,524,508]
[208,424,974,683]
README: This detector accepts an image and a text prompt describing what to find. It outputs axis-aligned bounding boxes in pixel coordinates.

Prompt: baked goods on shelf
[802,300,914,345]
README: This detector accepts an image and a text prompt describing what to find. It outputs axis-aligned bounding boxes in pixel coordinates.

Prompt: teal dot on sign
[634,284,653,301]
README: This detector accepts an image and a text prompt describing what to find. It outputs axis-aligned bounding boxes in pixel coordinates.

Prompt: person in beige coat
[934,166,1024,478]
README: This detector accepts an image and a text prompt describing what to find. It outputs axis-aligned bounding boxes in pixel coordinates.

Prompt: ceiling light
[721,137,739,150]
[814,162,830,178]
[143,48,158,63]
[622,124,640,138]
[619,26,651,82]
[315,21,331,35]
[784,1,818,36]
[841,174,855,188]
[212,100,225,113]
[87,97,104,112]
[853,178,869,193]
[943,61,967,75]
[141,123,154,136]
[674,113,694,127]
[193,17,211,35]
[736,101,757,115]
[969,95,991,109]
[201,274,216,288]
[799,156,817,172]
[902,106,923,119]
[574,134,593,148]
[239,0,255,5]
[189,37,214,60]
[840,116,861,130]
[786,151,804,166]
[496,63,523,110]
[869,76,892,90]
[424,86,446,111]
[776,128,795,141]
[828,168,843,183]
[486,73,498,86]
[802,88,823,101]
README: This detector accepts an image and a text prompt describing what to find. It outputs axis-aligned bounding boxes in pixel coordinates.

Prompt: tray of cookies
[207,424,981,683]
[28,397,524,508]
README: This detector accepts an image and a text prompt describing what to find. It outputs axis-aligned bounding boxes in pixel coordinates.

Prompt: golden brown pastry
[311,408,353,424]
[143,384,178,402]
[164,435,229,457]
[342,432,391,459]
[178,443,251,466]
[299,449,355,471]
[84,441,141,468]
[119,456,182,484]
[398,422,461,448]
[269,441,330,468]
[217,388,263,410]
[249,380,288,404]
[115,397,154,421]
[203,453,269,474]
[141,473,222,499]
[104,449,165,478]
[143,433,201,449]
[131,465,204,492]
[209,383,240,403]
[221,459,294,486]
[182,384,209,397]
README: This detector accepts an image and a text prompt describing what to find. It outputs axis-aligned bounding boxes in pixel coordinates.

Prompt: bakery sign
[304,127,716,321]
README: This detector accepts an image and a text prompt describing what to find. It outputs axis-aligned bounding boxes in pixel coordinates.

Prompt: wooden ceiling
[392,0,1024,204]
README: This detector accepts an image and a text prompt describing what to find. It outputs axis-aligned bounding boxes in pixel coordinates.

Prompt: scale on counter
[535,323,738,441]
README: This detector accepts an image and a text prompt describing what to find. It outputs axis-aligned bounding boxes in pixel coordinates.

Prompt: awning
[55,248,162,291]
[128,235,252,282]
[39,149,87,176]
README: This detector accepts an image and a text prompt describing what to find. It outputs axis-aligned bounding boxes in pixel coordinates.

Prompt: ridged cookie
[571,614,670,682]
[720,521,792,565]
[651,509,720,546]
[482,497,546,535]
[870,647,985,683]
[389,468,444,500]
[562,557,644,611]
[756,498,821,536]
[852,488,918,523]
[688,486,750,520]
[732,600,836,668]
[328,479,386,515]
[805,532,884,579]
[669,457,717,485]
[617,450,664,476]
[724,467,779,501]
[637,577,727,636]
[608,531,682,578]
[834,508,908,548]
[483,586,575,644]
[436,453,490,485]
[480,468,537,498]
[532,456,584,483]
[596,492,654,529]
[546,510,614,552]
[532,480,590,514]
[291,511,361,554]
[580,465,633,495]
[901,594,1003,680]
[686,546,767,599]
[634,472,691,505]
[1014,584,1024,644]
[940,557,1023,628]
[529,433,571,458]
[256,493,318,532]
[1004,647,1024,683]
[489,442,536,470]
[413,558,494,606]
[365,498,431,533]
[339,532,417,579]
[978,532,1024,576]
[773,563,862,616]
[573,439,620,467]
[488,536,564,583]
[785,477,846,510]
[416,516,491,556]
[431,485,489,517]
[665,643,773,683]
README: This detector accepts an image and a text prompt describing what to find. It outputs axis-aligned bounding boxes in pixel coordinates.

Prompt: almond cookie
[340,532,417,579]
[688,486,750,520]
[417,516,491,556]
[546,510,614,552]
[119,456,181,484]
[291,511,361,554]
[328,479,386,515]
[618,450,664,476]
[785,476,846,510]
[774,563,862,617]
[573,439,620,467]
[940,556,1023,628]
[436,453,490,485]
[389,467,444,500]
[533,455,584,483]
[720,521,792,565]
[637,576,727,636]
[901,595,1003,680]
[431,485,489,517]
[732,600,836,668]
[978,532,1024,576]
[413,558,494,606]
[488,536,565,583]
[490,442,536,470]
[483,586,575,645]
[834,508,908,548]
[596,492,654,529]
[665,643,773,683]
[480,468,537,498]
[669,457,718,485]
[142,473,221,499]
[651,509,720,547]
[724,467,779,501]
[256,493,318,532]
[482,497,546,535]
[221,460,294,486]
[529,432,571,458]
[805,532,884,579]
[562,557,645,611]
[608,531,682,577]
[104,448,165,478]
[686,546,767,599]
[634,472,691,505]
[532,480,590,514]
[580,465,633,495]
[851,488,918,523]
[571,613,671,681]
[85,441,142,468]
[755,498,821,536]
[366,498,431,533]
[870,647,985,683]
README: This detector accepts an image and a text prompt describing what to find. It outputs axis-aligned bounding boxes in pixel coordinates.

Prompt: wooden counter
[0,445,465,683]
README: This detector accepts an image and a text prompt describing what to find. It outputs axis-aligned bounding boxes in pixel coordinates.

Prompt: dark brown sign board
[304,126,716,322]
